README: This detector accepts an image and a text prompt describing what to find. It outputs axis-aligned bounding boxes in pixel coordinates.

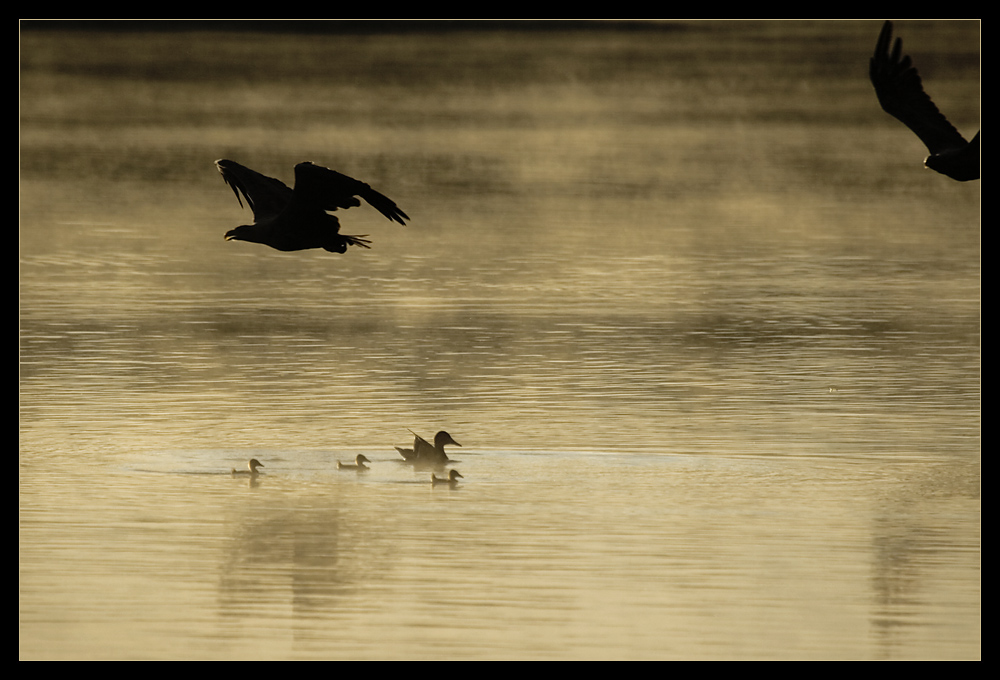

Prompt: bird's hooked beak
[225,225,253,241]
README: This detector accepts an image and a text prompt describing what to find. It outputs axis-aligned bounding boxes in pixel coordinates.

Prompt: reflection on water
[20,20,979,659]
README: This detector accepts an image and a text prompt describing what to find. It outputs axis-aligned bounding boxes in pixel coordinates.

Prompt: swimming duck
[216,159,409,254]
[231,458,264,476]
[337,454,371,470]
[395,430,461,466]
[431,469,464,486]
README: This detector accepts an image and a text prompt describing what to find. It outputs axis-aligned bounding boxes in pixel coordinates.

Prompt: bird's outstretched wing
[869,20,970,156]
[293,161,409,225]
[408,429,431,450]
[216,159,293,222]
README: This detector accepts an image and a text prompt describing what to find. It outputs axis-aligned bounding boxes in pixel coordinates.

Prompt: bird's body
[395,430,461,466]
[216,159,408,252]
[337,454,372,471]
[431,469,464,486]
[869,20,979,181]
[232,458,264,476]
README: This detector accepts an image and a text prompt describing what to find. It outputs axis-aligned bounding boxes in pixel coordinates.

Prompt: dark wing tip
[215,159,248,209]
[215,159,296,218]
[362,188,410,225]
[868,20,971,156]
[294,161,409,224]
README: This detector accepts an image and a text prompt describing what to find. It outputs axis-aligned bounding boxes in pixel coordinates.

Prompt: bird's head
[436,431,461,448]
[224,226,251,242]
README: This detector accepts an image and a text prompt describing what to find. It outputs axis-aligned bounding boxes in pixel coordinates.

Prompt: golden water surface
[20,20,979,660]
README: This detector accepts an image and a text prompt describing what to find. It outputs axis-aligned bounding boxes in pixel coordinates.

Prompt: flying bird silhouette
[216,159,409,253]
[869,20,979,181]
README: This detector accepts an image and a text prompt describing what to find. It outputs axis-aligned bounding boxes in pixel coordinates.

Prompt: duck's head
[448,469,464,481]
[356,454,372,465]
[435,431,461,448]
[247,458,264,473]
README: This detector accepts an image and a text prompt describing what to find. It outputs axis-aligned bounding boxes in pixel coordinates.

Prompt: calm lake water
[19,20,979,660]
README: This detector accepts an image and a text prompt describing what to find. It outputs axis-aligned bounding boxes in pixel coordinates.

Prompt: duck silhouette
[216,159,409,252]
[337,454,372,471]
[869,20,979,181]
[231,458,264,476]
[395,430,461,466]
[431,469,464,486]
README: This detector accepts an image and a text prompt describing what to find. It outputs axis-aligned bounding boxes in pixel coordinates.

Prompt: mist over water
[20,20,979,660]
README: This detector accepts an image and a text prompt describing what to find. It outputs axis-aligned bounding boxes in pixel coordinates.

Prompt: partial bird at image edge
[868,20,979,181]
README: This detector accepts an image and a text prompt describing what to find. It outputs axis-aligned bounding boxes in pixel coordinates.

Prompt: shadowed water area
[19,20,979,660]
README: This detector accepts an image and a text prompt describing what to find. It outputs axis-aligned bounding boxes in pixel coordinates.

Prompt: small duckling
[431,469,464,486]
[231,458,264,476]
[338,454,371,471]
